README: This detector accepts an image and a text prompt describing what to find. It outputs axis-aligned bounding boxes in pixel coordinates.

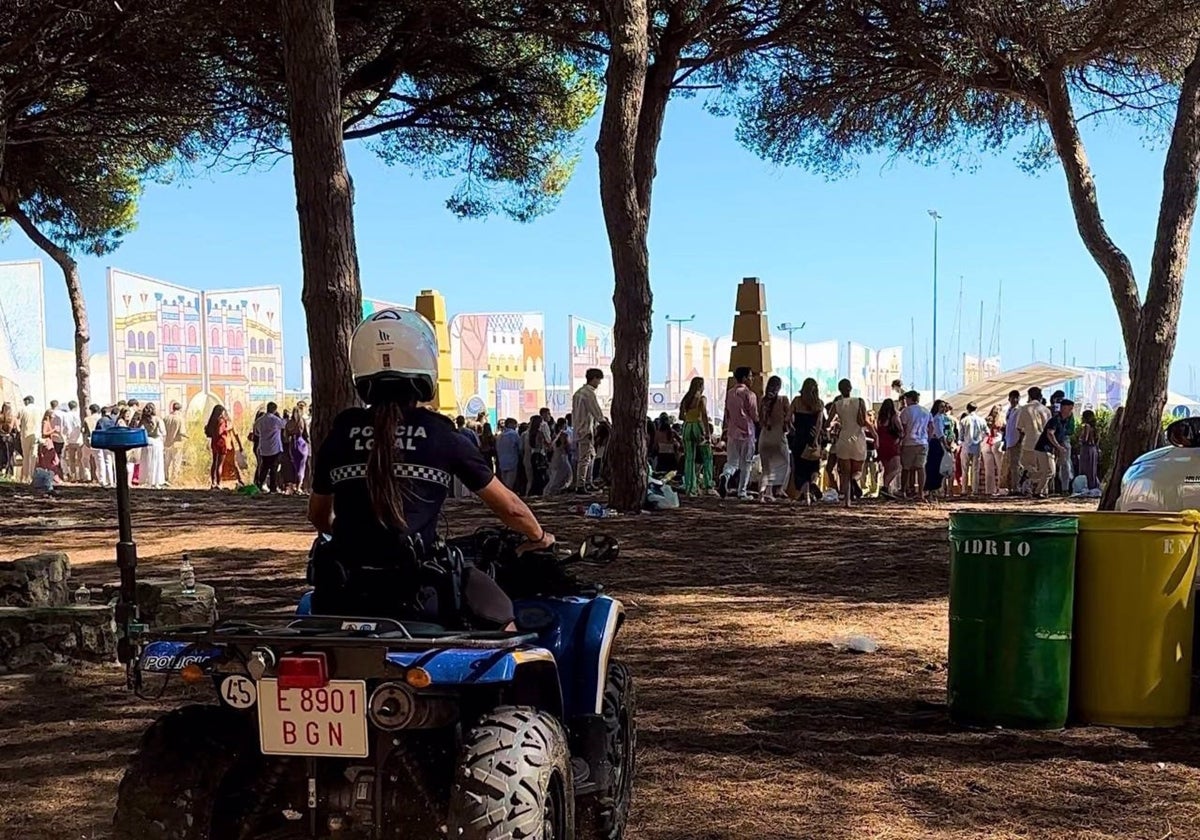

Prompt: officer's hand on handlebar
[516,530,556,556]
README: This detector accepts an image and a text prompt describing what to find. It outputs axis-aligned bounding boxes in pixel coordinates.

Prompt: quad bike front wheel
[113,704,269,840]
[578,661,637,840]
[447,706,575,840]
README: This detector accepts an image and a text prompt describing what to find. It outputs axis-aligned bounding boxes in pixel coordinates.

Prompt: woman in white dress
[757,376,791,501]
[140,402,167,489]
[832,378,869,508]
[545,420,575,495]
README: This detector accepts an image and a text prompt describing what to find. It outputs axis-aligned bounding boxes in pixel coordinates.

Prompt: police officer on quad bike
[110,307,636,840]
[306,307,555,627]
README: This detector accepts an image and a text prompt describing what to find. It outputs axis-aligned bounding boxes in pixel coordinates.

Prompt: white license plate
[257,679,369,758]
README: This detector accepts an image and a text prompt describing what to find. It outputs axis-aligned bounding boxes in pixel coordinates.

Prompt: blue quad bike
[93,427,636,840]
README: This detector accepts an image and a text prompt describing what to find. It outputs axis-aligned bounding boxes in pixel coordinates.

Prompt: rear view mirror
[1166,418,1200,448]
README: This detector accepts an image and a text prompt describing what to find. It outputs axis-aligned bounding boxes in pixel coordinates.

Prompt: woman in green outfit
[678,377,715,496]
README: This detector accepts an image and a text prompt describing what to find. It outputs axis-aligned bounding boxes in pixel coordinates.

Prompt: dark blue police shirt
[312,406,494,547]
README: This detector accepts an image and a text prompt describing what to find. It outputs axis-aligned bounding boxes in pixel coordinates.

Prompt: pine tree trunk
[278,0,362,449]
[63,257,89,423]
[6,206,89,422]
[605,221,652,512]
[1043,71,1141,365]
[597,0,651,512]
[1099,38,1200,509]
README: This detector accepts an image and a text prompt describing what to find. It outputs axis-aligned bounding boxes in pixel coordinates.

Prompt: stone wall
[0,553,219,672]
[0,552,72,607]
[100,579,218,627]
[0,605,117,671]
[0,552,115,672]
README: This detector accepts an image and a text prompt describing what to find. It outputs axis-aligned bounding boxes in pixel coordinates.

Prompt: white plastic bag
[748,455,763,487]
[644,480,680,511]
[940,449,955,476]
[832,635,879,654]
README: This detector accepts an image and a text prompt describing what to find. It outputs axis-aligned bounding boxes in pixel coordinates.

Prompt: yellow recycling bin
[1074,511,1200,727]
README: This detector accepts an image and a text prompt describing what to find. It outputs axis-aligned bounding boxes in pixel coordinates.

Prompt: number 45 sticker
[221,675,258,710]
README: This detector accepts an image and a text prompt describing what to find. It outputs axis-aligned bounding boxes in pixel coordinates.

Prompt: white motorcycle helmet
[350,307,439,404]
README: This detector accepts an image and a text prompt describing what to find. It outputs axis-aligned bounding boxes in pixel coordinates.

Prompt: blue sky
[2,97,1196,395]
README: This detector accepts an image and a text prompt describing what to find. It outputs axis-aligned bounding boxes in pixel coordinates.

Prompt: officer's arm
[477,478,553,550]
[308,493,334,532]
[307,425,337,531]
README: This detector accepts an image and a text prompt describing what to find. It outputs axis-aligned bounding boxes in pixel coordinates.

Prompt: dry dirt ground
[1,483,1199,840]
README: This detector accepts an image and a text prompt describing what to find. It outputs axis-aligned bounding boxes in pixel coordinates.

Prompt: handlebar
[460,527,620,568]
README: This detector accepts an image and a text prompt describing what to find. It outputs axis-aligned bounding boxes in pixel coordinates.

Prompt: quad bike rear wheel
[447,706,575,840]
[578,661,637,840]
[113,704,269,840]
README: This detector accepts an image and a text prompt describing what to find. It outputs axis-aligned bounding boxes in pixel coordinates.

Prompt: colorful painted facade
[849,344,905,403]
[962,354,1002,389]
[666,324,716,403]
[110,269,206,410]
[874,347,904,401]
[108,269,283,420]
[415,290,457,415]
[568,316,614,410]
[204,287,284,424]
[449,312,546,423]
[363,297,405,318]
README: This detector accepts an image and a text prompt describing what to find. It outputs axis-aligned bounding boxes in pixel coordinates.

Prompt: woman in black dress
[788,378,825,504]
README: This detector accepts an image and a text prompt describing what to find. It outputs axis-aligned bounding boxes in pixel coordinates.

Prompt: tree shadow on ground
[0,486,1187,840]
[636,636,1200,839]
[1,484,1078,609]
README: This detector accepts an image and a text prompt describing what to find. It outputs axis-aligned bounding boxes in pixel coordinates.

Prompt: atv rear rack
[145,614,540,651]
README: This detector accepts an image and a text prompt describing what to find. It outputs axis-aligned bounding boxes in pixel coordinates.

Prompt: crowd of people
[0,394,314,495]
[447,367,611,499]
[1,367,1110,507]
[0,395,188,490]
[644,373,1106,506]
[202,400,312,494]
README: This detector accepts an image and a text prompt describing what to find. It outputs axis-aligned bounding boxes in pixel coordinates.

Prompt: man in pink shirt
[719,366,759,500]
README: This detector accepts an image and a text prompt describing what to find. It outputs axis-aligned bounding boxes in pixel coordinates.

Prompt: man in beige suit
[572,368,606,493]
[163,401,188,486]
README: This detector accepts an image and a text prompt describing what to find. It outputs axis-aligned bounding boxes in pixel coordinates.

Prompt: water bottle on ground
[180,554,196,596]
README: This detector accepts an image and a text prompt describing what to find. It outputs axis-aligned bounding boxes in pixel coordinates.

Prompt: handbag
[939,448,955,476]
[801,429,820,463]
[235,450,249,471]
[800,416,822,461]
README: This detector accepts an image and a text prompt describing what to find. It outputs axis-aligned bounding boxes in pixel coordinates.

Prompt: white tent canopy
[1167,391,1200,417]
[935,363,1086,412]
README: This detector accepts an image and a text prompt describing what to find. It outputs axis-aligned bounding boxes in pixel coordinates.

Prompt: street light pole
[665,314,696,399]
[928,209,942,396]
[777,321,806,393]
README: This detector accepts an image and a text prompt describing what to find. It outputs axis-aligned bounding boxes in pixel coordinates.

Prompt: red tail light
[277,653,329,689]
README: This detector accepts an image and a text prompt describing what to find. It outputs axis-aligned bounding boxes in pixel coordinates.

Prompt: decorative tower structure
[414,289,457,414]
[726,277,772,397]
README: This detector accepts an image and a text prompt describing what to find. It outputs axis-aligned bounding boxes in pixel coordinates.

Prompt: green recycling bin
[947,512,1079,729]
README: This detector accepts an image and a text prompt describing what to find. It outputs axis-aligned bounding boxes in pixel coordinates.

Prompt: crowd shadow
[1,482,1007,608]
[473,494,960,606]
